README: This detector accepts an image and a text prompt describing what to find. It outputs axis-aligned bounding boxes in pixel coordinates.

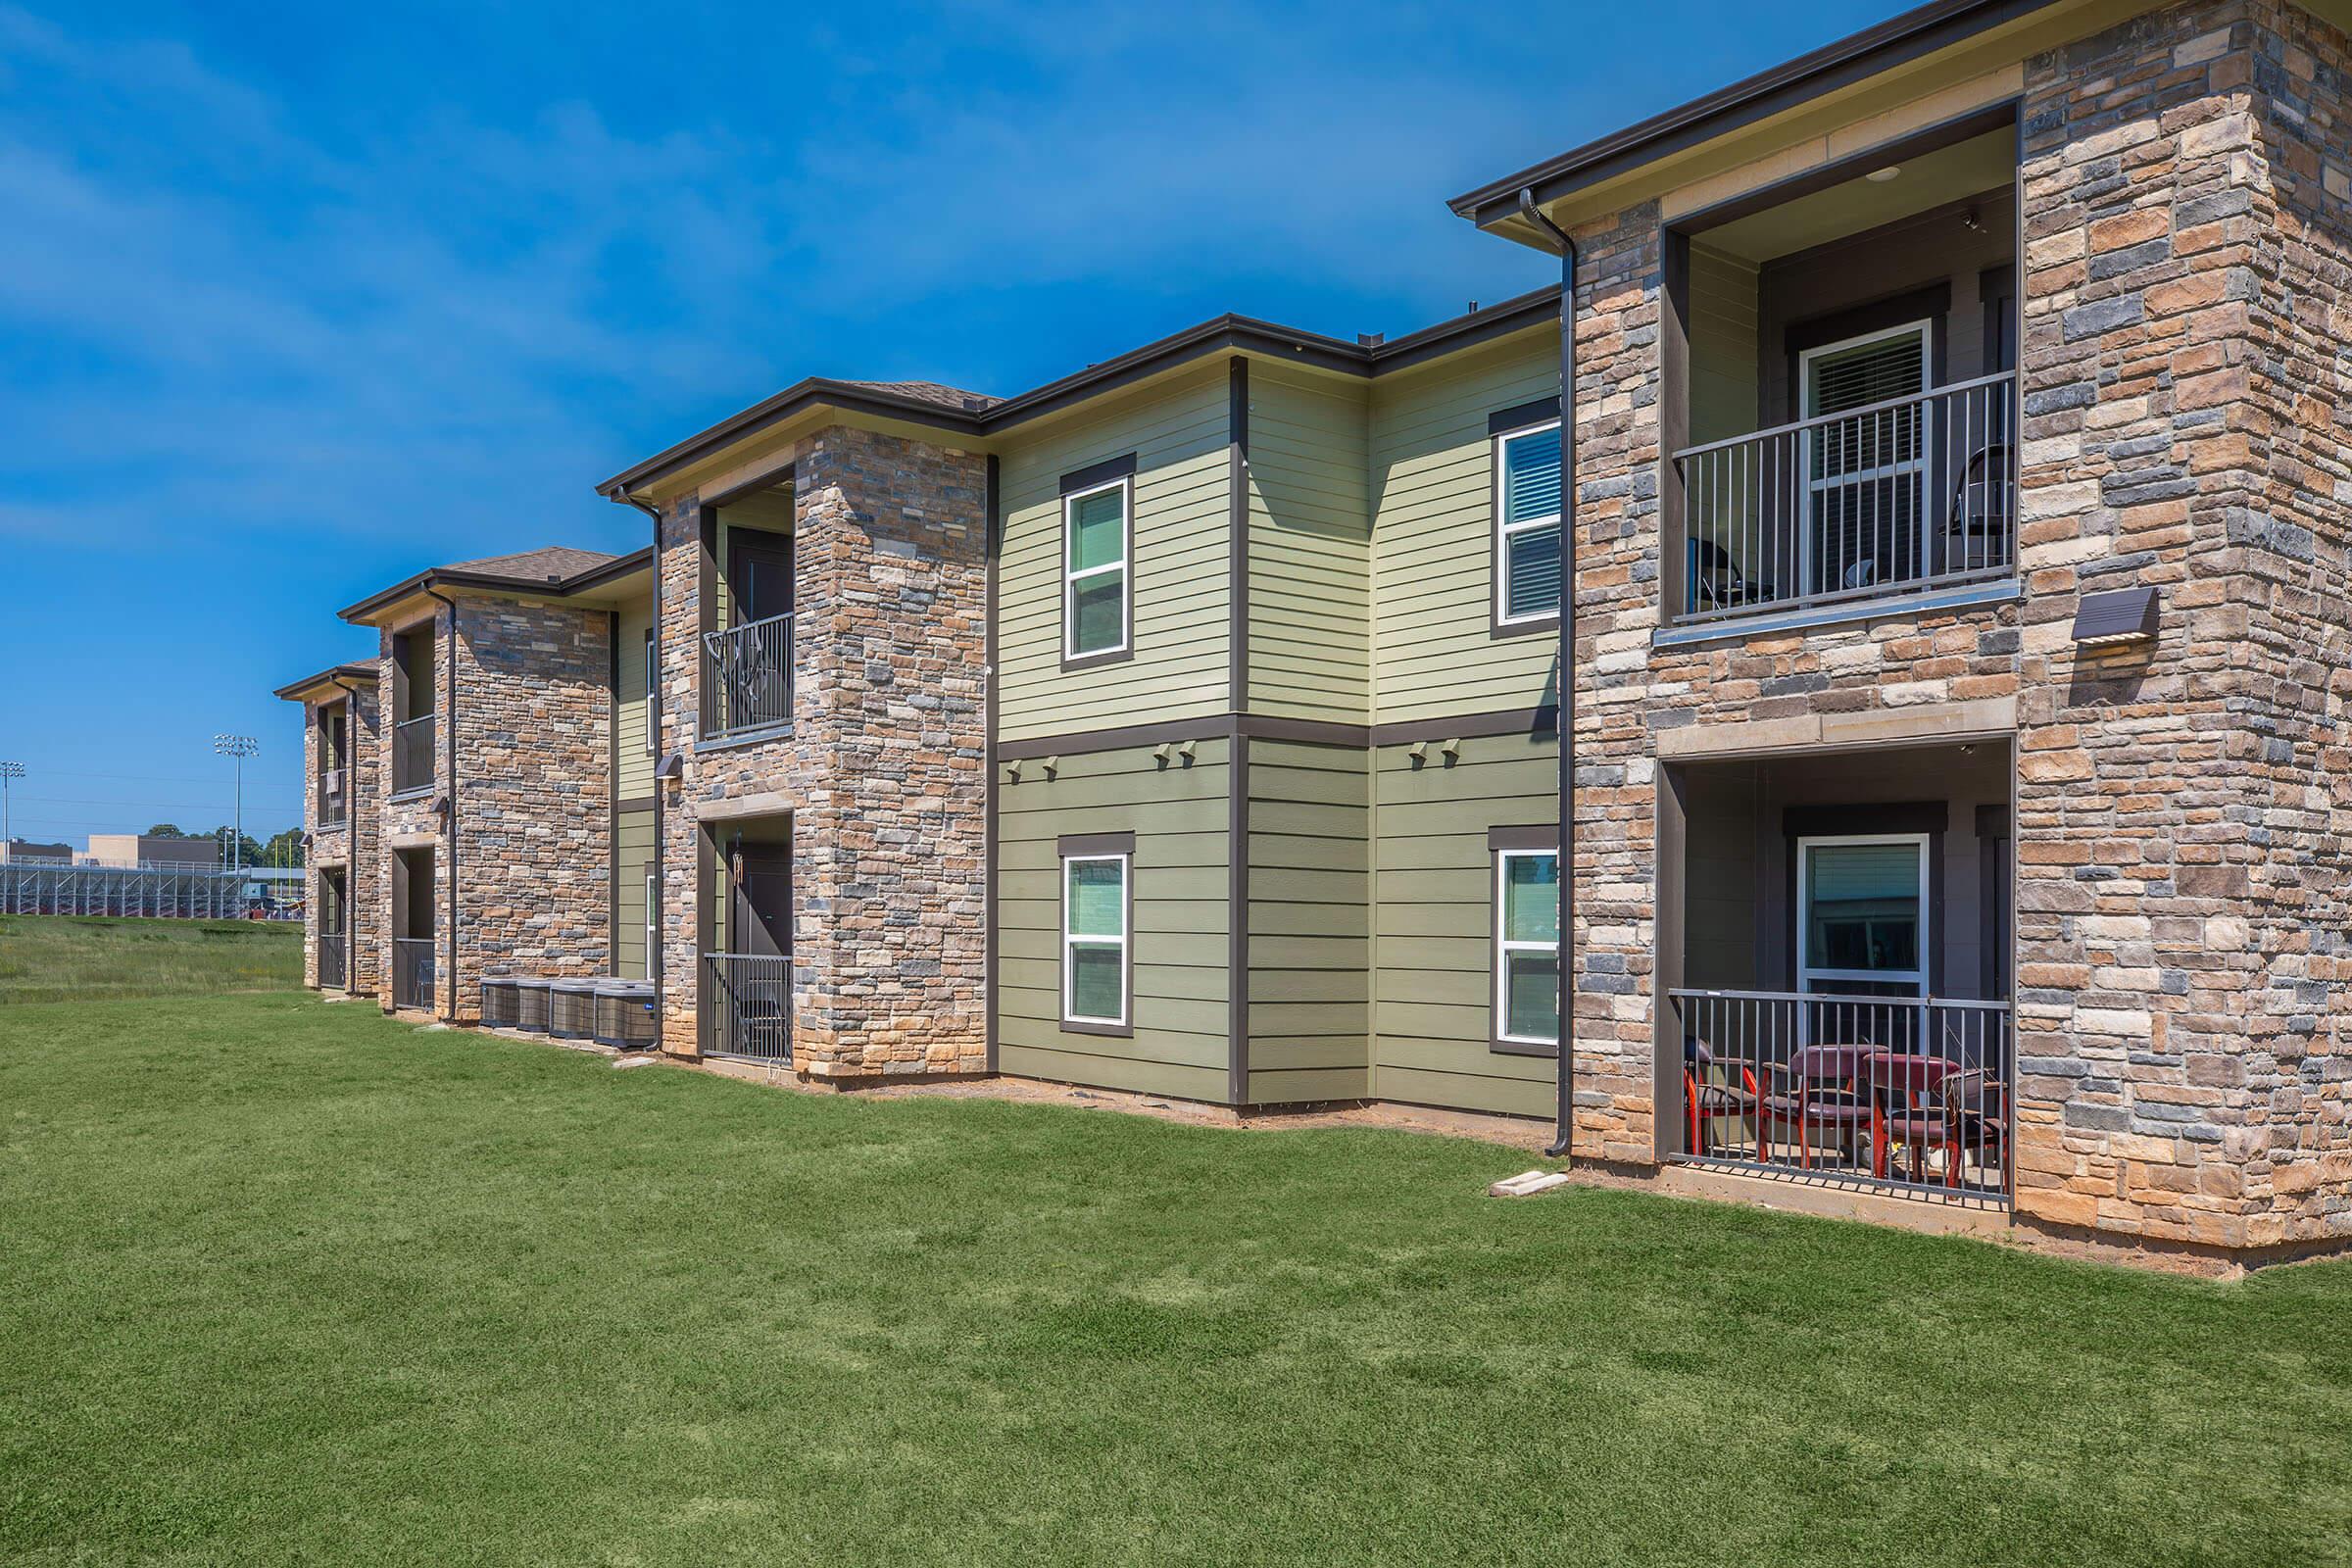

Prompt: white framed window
[1796,833,1930,997]
[1494,849,1561,1046]
[1494,418,1563,625]
[1060,852,1129,1027]
[1063,476,1131,661]
[644,870,658,981]
[1797,319,1932,595]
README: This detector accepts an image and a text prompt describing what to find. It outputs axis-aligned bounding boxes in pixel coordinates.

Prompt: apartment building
[282,0,2352,1260]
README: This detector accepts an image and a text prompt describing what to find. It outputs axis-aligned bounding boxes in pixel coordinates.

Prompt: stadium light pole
[213,735,258,872]
[0,760,22,847]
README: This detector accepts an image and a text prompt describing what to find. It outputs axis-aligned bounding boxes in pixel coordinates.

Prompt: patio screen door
[1800,322,1928,597]
[1797,835,1929,999]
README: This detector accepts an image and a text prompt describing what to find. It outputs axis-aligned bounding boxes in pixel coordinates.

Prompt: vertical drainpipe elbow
[1516,188,1579,1162]
[423,587,461,1022]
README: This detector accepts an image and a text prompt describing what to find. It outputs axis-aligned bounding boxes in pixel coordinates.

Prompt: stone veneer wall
[451,596,612,1020]
[1549,0,2350,1251]
[2008,0,2352,1249]
[656,424,989,1078]
[301,682,381,993]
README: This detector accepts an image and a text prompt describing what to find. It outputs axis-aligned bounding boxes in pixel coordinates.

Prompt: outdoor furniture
[1864,1052,1969,1183]
[1682,1038,1759,1158]
[1756,1046,1877,1170]
[1689,536,1774,613]
[1940,1067,2010,1191]
[1943,440,2014,573]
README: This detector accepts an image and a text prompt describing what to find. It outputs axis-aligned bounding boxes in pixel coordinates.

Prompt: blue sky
[0,0,1900,845]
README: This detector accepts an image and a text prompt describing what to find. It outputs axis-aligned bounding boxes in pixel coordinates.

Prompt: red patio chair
[1682,1038,1759,1158]
[1755,1046,1876,1171]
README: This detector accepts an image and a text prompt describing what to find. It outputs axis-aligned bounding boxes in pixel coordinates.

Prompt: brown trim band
[996,706,1562,762]
[615,795,657,816]
[1489,824,1560,851]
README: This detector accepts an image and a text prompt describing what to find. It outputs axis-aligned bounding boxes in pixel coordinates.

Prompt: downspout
[621,495,666,1035]
[423,587,461,1022]
[1517,188,1579,1161]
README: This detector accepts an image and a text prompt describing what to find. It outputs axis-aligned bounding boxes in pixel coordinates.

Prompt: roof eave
[272,662,378,703]
[1446,0,2062,228]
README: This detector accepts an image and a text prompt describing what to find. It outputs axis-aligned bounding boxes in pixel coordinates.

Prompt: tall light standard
[0,761,22,847]
[213,735,258,872]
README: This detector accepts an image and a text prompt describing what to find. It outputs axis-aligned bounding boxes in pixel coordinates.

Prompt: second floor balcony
[701,612,795,743]
[392,713,435,795]
[1668,371,2017,634]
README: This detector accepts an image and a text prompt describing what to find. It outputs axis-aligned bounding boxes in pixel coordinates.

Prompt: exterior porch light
[1866,165,1902,182]
[2071,585,2160,648]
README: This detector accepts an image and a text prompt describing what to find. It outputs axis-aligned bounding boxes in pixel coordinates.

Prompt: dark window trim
[1491,409,1565,640]
[1059,463,1136,671]
[1056,831,1137,856]
[1059,452,1139,495]
[1058,841,1135,1039]
[1488,397,1561,436]
[1490,841,1563,1057]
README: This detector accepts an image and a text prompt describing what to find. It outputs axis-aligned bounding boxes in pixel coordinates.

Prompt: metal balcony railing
[1669,373,2017,627]
[700,612,794,741]
[392,937,435,1011]
[700,952,792,1063]
[318,933,349,992]
[392,715,436,795]
[1665,989,2013,1203]
[318,767,349,828]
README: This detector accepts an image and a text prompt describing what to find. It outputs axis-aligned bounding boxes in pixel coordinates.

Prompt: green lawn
[3,994,2347,1566]
[0,914,300,1004]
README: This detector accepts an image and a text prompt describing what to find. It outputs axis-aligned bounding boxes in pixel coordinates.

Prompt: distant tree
[200,825,269,869]
[258,828,305,868]
[145,822,184,837]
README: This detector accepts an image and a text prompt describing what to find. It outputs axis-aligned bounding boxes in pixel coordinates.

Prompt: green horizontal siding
[1369,333,1559,726]
[614,809,655,979]
[1246,738,1369,1104]
[997,738,1233,1102]
[998,366,1232,742]
[615,595,656,801]
[1370,732,1558,1119]
[1247,365,1370,724]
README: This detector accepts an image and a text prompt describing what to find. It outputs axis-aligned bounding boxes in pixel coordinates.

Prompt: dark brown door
[729,847,792,959]
[728,533,794,625]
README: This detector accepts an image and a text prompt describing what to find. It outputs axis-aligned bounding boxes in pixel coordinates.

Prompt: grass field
[0,914,300,1004]
[3,991,2348,1566]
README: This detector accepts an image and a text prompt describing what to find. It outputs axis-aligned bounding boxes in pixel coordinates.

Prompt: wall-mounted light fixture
[654,753,685,781]
[2071,585,2160,649]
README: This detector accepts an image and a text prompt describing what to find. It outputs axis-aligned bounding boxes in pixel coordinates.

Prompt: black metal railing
[1669,373,2016,627]
[393,937,436,1011]
[392,714,436,794]
[700,612,794,741]
[318,766,349,828]
[1666,989,2013,1203]
[700,952,792,1062]
[318,933,349,992]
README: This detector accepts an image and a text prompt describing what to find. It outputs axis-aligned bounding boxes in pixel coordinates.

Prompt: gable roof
[598,286,1562,501]
[337,545,654,624]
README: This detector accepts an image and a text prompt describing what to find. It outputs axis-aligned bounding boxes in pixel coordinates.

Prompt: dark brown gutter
[1446,0,2061,228]
[423,587,461,1022]
[594,288,1562,503]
